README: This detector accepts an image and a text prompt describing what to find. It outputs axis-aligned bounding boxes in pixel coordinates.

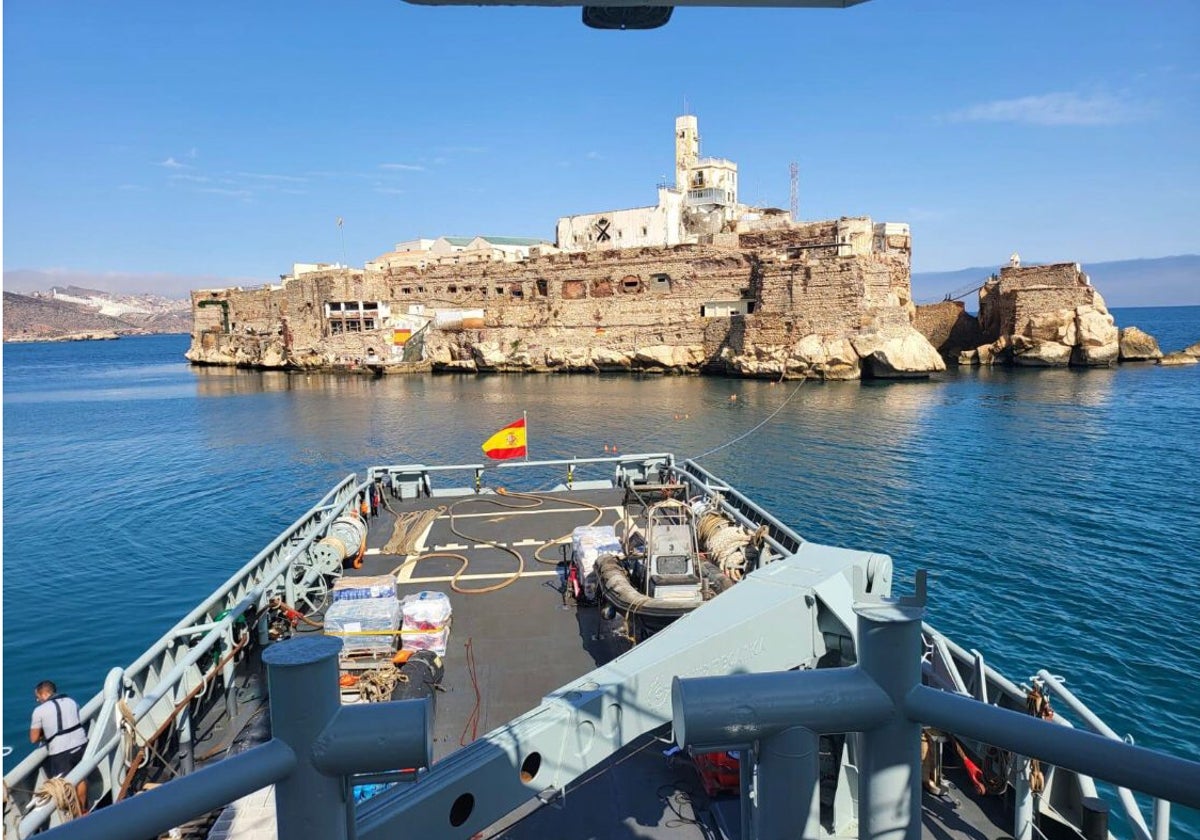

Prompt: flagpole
[523,411,528,462]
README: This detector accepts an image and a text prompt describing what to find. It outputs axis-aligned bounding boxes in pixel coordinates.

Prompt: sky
[3,0,1199,298]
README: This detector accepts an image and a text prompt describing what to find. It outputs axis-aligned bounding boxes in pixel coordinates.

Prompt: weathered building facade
[187,216,944,380]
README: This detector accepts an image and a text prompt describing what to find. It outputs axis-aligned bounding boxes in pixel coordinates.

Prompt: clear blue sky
[3,0,1198,296]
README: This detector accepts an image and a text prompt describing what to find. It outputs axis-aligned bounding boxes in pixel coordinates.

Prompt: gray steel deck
[332,487,1015,840]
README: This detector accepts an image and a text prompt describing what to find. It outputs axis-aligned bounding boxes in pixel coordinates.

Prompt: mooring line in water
[688,377,807,463]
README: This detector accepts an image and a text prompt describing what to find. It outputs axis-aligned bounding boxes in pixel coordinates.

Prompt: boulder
[634,345,704,372]
[1071,306,1119,366]
[260,342,286,368]
[851,329,946,378]
[1183,340,1200,358]
[1118,327,1163,362]
[471,342,508,370]
[545,346,593,371]
[1011,335,1073,367]
[592,347,632,371]
[786,334,859,380]
[1159,352,1198,367]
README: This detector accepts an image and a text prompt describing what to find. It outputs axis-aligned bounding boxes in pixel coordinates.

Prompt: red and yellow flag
[481,418,527,460]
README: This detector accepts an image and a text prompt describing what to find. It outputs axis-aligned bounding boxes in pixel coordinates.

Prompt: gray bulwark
[355,542,885,840]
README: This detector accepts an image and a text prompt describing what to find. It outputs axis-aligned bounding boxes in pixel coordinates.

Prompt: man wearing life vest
[30,680,89,809]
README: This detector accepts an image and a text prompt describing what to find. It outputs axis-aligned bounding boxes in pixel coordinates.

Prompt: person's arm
[30,725,43,744]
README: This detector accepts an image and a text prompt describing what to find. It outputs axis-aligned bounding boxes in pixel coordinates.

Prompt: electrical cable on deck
[459,638,482,746]
[33,777,83,822]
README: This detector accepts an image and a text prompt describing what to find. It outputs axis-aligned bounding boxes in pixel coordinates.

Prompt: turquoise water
[4,306,1199,837]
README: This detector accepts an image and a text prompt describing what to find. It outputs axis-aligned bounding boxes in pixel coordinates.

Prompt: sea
[4,306,1199,838]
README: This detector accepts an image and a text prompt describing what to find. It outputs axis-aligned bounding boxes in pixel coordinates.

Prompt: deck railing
[3,474,364,837]
[25,574,1200,840]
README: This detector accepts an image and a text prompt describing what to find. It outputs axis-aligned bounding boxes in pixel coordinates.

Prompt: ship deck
[316,483,1018,840]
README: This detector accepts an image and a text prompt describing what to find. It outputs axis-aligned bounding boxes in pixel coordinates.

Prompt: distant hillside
[914,255,1200,309]
[3,289,191,342]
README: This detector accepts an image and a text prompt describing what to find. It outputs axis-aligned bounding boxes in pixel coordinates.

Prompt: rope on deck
[383,507,445,556]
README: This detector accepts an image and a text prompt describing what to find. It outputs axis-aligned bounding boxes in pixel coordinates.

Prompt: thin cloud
[946,91,1152,126]
[118,184,150,192]
[199,187,253,199]
[235,171,307,183]
[374,187,407,195]
[169,173,211,183]
[187,147,199,159]
[586,151,603,160]
[158,156,190,169]
[379,163,426,172]
[438,145,488,155]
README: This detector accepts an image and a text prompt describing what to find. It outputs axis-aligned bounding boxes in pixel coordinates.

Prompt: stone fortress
[186,114,1180,377]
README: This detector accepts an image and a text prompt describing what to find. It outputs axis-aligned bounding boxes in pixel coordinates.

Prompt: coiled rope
[383,507,445,556]
[33,778,82,821]
[358,666,406,703]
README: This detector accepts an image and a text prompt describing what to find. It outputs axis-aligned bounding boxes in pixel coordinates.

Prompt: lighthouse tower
[675,115,699,192]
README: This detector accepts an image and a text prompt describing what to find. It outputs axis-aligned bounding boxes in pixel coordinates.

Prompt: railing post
[1013,756,1033,840]
[854,579,925,840]
[264,635,351,840]
[1153,798,1170,840]
[755,726,821,840]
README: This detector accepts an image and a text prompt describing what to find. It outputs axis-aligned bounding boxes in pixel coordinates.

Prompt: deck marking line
[398,570,558,584]
[446,505,622,520]
[396,517,442,584]
[364,548,381,556]
[432,543,470,551]
[473,542,505,549]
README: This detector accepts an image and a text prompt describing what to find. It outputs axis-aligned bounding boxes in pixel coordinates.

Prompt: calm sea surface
[4,306,1199,837]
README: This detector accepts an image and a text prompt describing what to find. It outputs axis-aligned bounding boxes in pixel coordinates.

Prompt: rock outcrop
[941,263,1123,368]
[1118,327,1163,361]
[1160,352,1198,366]
[852,331,947,378]
[1183,340,1200,358]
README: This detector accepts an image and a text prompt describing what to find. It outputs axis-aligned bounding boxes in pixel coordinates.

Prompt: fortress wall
[186,221,934,377]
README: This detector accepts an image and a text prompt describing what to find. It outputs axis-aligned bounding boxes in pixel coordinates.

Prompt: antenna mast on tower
[789,162,799,221]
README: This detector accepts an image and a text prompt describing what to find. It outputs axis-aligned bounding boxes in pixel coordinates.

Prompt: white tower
[675,115,699,192]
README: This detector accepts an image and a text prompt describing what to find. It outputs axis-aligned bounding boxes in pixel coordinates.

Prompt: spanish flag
[481,417,527,460]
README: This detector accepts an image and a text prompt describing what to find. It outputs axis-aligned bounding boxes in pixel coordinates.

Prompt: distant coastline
[4,330,191,344]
